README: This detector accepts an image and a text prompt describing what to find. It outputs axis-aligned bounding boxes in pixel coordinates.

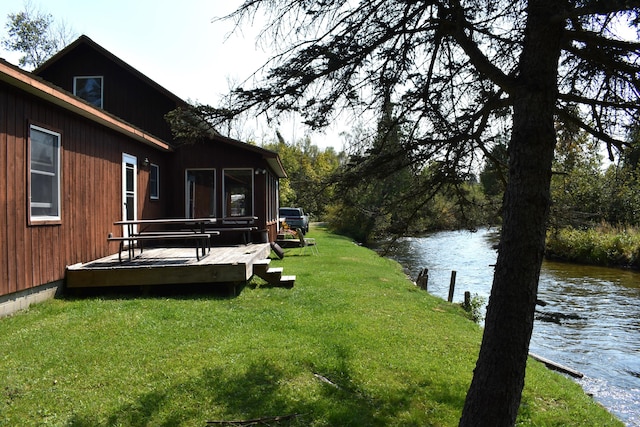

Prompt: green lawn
[0,226,622,426]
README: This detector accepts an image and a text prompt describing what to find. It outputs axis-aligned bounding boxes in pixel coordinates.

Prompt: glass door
[122,153,137,237]
[185,169,215,218]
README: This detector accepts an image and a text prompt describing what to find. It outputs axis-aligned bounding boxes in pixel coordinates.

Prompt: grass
[0,225,623,426]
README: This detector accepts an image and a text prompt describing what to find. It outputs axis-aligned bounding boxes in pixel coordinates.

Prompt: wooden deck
[66,244,277,289]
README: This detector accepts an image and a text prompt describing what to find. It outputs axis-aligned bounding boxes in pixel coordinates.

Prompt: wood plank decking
[65,243,289,289]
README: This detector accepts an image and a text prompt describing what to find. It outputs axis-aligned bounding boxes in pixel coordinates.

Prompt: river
[378,228,640,426]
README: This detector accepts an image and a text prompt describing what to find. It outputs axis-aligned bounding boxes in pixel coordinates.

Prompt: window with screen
[29,125,61,222]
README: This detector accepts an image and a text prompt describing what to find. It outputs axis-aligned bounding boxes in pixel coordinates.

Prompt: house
[0,35,287,317]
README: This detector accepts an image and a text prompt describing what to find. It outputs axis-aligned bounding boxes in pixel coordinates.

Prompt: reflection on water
[536,260,640,426]
[380,228,640,427]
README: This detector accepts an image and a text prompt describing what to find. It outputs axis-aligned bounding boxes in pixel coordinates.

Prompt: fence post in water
[448,271,457,302]
[464,291,470,308]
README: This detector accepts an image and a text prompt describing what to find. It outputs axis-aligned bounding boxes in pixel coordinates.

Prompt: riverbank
[546,225,640,269]
[379,228,639,426]
[0,226,623,426]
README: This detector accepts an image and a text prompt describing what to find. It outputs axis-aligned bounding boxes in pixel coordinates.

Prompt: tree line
[265,119,640,245]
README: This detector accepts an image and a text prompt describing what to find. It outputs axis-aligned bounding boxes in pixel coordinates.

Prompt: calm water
[380,228,640,426]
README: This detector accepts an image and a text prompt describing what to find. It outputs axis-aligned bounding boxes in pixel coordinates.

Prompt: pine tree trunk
[459,1,566,425]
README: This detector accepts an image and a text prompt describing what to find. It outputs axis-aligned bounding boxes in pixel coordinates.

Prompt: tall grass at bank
[546,224,640,268]
[0,226,622,426]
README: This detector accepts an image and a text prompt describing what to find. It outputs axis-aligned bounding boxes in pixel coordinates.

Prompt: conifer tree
[183,2,639,424]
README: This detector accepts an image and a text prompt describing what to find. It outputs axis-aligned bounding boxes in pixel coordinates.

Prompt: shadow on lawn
[61,358,456,426]
[63,281,246,301]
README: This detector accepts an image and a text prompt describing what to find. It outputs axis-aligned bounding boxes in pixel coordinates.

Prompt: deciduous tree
[192,1,639,425]
[262,131,342,216]
[2,2,75,69]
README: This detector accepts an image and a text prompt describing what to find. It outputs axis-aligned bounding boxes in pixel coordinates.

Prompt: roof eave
[212,134,287,178]
[0,60,172,152]
[266,156,288,179]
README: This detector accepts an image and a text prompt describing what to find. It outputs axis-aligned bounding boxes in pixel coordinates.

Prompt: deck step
[253,264,282,283]
[264,266,284,275]
[252,260,295,287]
[279,275,296,288]
[252,258,271,276]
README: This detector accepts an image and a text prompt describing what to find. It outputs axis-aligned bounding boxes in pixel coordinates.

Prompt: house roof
[8,35,287,178]
[215,133,287,179]
[34,35,188,108]
[0,58,172,151]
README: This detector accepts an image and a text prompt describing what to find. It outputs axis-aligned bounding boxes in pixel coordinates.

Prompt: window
[74,76,103,108]
[29,125,61,222]
[150,163,159,199]
[224,169,253,217]
[186,169,215,218]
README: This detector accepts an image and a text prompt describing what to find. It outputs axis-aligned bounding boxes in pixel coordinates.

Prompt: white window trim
[222,168,254,218]
[73,75,104,108]
[29,124,61,223]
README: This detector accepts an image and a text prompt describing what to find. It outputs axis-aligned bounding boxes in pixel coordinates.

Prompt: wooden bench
[205,227,258,244]
[138,230,220,255]
[108,232,215,262]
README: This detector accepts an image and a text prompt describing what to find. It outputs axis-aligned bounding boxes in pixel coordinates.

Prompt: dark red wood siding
[0,80,169,297]
[170,140,275,234]
[35,42,183,142]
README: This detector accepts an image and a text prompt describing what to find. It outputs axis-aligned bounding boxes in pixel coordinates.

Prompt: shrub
[546,225,640,268]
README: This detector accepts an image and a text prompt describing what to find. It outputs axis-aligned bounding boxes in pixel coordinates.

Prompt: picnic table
[209,216,259,244]
[110,218,219,262]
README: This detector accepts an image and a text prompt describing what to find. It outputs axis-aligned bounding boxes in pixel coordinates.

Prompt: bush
[460,293,486,324]
[546,224,640,268]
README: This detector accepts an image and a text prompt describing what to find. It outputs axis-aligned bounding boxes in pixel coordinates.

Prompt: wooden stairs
[252,259,296,288]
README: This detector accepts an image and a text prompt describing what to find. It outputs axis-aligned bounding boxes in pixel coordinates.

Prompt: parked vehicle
[279,207,310,234]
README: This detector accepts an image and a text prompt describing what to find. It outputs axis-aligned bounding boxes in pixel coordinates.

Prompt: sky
[0,0,347,149]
